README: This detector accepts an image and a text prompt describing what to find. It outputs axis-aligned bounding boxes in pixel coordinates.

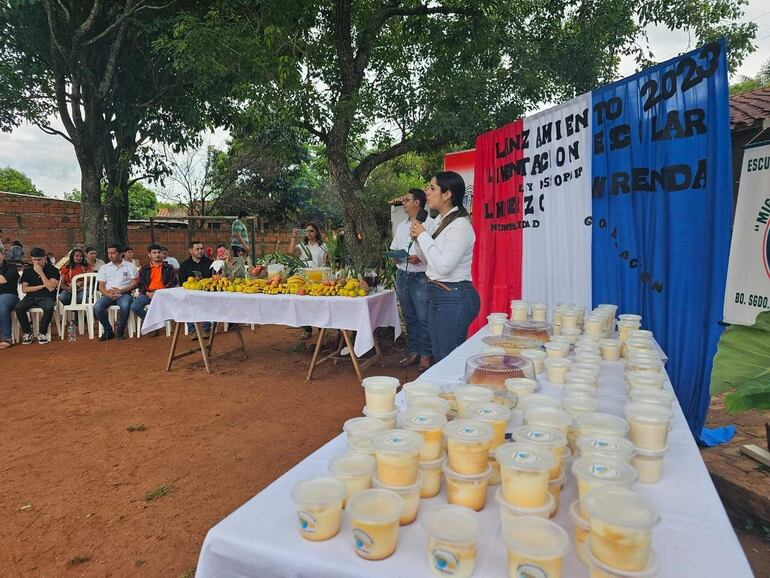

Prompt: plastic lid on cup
[626,336,652,349]
[495,487,555,518]
[564,383,597,397]
[419,451,447,469]
[564,374,598,388]
[488,312,508,320]
[524,406,572,431]
[409,396,451,415]
[544,342,570,353]
[329,452,376,478]
[633,445,668,458]
[500,515,569,560]
[550,335,573,346]
[512,424,567,449]
[627,329,653,340]
[465,401,512,423]
[401,409,447,431]
[455,384,495,403]
[344,416,387,438]
[442,461,493,482]
[361,376,399,392]
[443,419,494,443]
[345,488,403,523]
[584,542,660,577]
[575,353,603,365]
[627,372,666,388]
[373,470,424,494]
[422,505,480,544]
[599,337,621,347]
[363,405,400,419]
[582,487,660,529]
[577,413,630,437]
[518,394,562,411]
[629,388,674,407]
[403,381,441,399]
[347,436,376,456]
[495,442,555,472]
[292,476,347,506]
[624,402,673,424]
[618,314,642,323]
[563,395,599,416]
[505,377,539,397]
[544,358,571,369]
[372,429,424,455]
[572,362,600,375]
[577,435,636,462]
[571,457,639,487]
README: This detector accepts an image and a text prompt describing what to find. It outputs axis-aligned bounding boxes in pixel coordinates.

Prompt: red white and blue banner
[466,40,732,434]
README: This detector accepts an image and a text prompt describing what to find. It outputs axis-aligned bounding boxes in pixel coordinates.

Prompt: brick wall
[0,191,294,262]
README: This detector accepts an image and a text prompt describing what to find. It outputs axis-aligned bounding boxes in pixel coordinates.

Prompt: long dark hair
[303,222,324,245]
[67,248,86,270]
[435,171,468,216]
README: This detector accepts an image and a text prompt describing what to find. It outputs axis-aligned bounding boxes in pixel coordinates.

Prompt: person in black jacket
[130,243,177,321]
[14,247,60,344]
[0,250,20,348]
[178,240,213,337]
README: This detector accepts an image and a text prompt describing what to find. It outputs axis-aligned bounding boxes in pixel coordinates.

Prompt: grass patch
[144,483,175,502]
[127,424,146,432]
[67,555,91,567]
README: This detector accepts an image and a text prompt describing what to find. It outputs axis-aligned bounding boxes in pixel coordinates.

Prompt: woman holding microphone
[410,171,479,362]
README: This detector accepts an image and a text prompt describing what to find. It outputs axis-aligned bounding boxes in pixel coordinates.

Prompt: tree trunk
[104,177,130,249]
[79,159,106,254]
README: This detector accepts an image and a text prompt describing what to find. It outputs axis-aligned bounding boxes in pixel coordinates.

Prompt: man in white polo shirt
[94,244,138,341]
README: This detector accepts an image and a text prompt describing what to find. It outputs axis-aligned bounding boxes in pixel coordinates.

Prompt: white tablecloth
[141,287,401,357]
[195,327,754,578]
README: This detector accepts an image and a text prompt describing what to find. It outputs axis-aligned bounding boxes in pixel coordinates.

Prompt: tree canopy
[730,57,770,95]
[0,166,44,196]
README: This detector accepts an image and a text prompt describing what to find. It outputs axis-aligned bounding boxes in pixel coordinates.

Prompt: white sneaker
[22,333,33,345]
[36,334,49,345]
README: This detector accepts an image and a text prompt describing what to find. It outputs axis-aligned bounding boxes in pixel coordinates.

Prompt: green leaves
[710,311,770,412]
[0,166,43,196]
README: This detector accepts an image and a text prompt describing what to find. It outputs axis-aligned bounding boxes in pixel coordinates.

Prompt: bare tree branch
[37,122,73,143]
[73,0,103,45]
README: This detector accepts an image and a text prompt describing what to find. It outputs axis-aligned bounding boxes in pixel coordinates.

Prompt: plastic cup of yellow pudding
[624,403,672,451]
[544,358,571,384]
[630,446,667,484]
[572,361,601,375]
[510,304,529,321]
[627,328,652,339]
[443,462,492,511]
[518,394,562,411]
[551,322,562,336]
[465,402,511,449]
[577,413,630,440]
[455,385,495,417]
[563,394,600,420]
[444,419,495,474]
[561,327,582,343]
[373,470,423,525]
[506,377,539,398]
[544,341,570,359]
[577,435,636,463]
[328,452,377,506]
[575,353,603,366]
[569,499,591,565]
[524,407,572,436]
[565,371,599,388]
[495,442,554,507]
[617,321,641,342]
[362,376,399,412]
[564,382,598,398]
[403,381,441,403]
[531,303,548,321]
[410,395,451,418]
[419,452,446,498]
[575,341,601,353]
[560,309,580,330]
[344,416,388,443]
[488,448,502,485]
[625,335,652,349]
[599,338,622,361]
[583,487,660,571]
[502,515,569,578]
[423,505,481,578]
[629,387,674,409]
[487,313,508,336]
[373,429,424,486]
[571,457,639,518]
[491,388,518,411]
[363,405,400,429]
[618,313,642,324]
[346,488,403,560]
[402,410,448,461]
[291,476,347,541]
[512,425,567,479]
[585,542,659,578]
[495,486,555,524]
[626,372,666,389]
[520,349,546,374]
[548,468,566,517]
[584,314,605,336]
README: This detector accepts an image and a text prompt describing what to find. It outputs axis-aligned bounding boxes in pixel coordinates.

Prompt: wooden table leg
[341,329,363,382]
[306,328,326,382]
[165,321,182,371]
[374,336,385,367]
[194,322,212,374]
[234,323,248,359]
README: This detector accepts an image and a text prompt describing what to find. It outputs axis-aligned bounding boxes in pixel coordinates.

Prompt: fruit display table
[193,326,753,578]
[141,287,401,376]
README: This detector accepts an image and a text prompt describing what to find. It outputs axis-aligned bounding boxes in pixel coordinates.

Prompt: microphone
[410,208,429,241]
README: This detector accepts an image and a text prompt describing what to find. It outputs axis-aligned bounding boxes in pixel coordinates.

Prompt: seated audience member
[94,244,138,341]
[0,251,19,349]
[85,246,105,272]
[161,246,180,270]
[7,240,24,263]
[179,241,213,338]
[124,246,140,269]
[14,247,60,344]
[131,244,177,321]
[59,248,92,305]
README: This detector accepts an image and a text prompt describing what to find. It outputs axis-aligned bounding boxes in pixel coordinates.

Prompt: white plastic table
[194,327,754,578]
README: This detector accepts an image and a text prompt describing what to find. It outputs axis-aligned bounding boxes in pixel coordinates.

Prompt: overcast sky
[2,3,769,199]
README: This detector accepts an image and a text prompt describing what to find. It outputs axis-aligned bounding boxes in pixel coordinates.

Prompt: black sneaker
[116,332,126,341]
[99,332,115,342]
[22,333,33,345]
[36,334,50,345]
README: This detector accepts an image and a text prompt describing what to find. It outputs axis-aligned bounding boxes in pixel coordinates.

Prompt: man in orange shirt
[131,243,177,321]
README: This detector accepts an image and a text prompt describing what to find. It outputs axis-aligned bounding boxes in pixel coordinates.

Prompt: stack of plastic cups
[617,314,642,342]
[487,312,508,336]
[361,376,400,428]
[520,349,546,374]
[599,338,622,361]
[443,420,494,511]
[544,358,572,384]
[531,303,549,321]
[346,488,404,560]
[402,409,448,498]
[510,300,530,322]
[501,516,569,577]
[571,455,639,517]
[329,452,377,506]
[561,327,582,344]
[561,307,580,330]
[455,385,494,418]
[624,402,673,484]
[291,476,348,542]
[583,312,606,336]
[544,341,570,359]
[494,443,556,525]
[403,381,441,404]
[575,351,603,365]
[422,505,481,578]
[371,429,425,527]
[512,425,568,517]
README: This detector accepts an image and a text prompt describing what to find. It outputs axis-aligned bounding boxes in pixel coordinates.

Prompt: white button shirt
[389,215,436,273]
[96,260,138,291]
[416,207,475,282]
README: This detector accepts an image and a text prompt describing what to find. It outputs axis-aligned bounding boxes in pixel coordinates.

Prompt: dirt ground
[0,325,766,577]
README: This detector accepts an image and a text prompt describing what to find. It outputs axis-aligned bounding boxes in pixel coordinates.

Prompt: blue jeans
[59,289,83,306]
[396,269,431,357]
[427,281,480,362]
[187,321,212,334]
[0,293,19,341]
[94,294,134,335]
[130,294,152,320]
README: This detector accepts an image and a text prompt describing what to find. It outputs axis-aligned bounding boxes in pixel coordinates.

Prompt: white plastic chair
[97,303,137,338]
[134,306,172,337]
[59,272,98,339]
[13,282,59,341]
